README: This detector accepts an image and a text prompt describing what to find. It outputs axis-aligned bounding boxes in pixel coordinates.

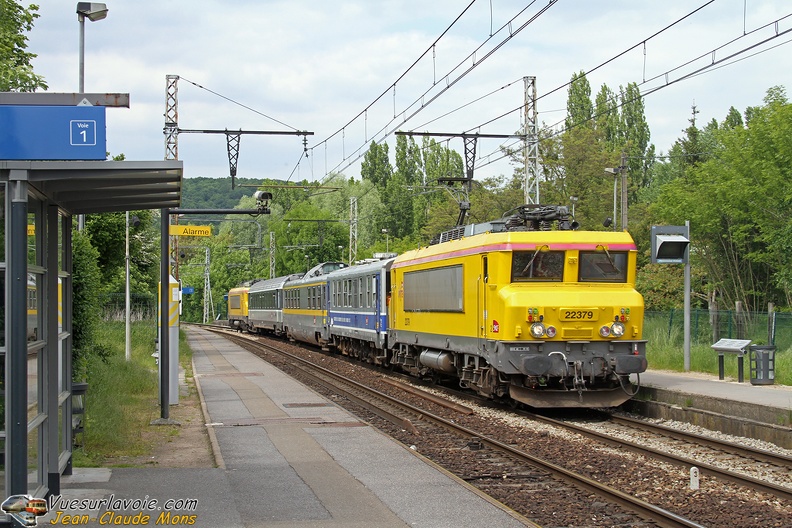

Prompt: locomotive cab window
[579,251,628,282]
[512,250,564,281]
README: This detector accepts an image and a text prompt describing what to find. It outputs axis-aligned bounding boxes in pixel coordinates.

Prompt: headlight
[611,322,625,337]
[530,323,546,338]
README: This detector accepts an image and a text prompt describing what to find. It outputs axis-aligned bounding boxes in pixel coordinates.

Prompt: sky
[24,0,792,187]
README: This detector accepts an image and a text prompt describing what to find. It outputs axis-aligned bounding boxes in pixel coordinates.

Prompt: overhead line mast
[164,75,313,188]
[523,76,540,205]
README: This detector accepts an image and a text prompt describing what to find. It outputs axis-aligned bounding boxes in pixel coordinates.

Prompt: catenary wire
[319,1,558,181]
[179,76,301,131]
[475,13,792,169]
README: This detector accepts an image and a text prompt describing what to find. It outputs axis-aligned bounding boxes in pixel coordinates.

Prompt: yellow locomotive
[227,285,251,331]
[388,205,646,408]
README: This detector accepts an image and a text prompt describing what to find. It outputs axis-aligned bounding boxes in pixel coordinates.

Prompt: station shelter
[0,92,183,501]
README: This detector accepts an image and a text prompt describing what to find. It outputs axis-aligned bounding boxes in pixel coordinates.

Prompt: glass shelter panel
[28,211,37,266]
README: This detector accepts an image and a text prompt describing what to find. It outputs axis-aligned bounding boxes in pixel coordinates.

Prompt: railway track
[402,370,792,501]
[408,373,792,500]
[210,326,707,528]
[557,411,792,498]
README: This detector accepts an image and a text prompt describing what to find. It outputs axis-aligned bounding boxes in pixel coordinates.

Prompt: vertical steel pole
[125,211,131,361]
[47,204,60,493]
[620,152,628,231]
[684,220,691,371]
[7,175,28,494]
[160,209,170,418]
[77,15,86,232]
[78,15,85,93]
[612,176,617,231]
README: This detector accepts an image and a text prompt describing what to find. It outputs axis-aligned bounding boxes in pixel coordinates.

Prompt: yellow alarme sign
[169,225,212,237]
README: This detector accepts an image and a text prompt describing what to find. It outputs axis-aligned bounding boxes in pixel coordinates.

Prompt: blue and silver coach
[327,256,394,363]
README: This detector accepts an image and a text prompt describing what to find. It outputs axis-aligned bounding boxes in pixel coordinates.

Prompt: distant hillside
[180,176,266,209]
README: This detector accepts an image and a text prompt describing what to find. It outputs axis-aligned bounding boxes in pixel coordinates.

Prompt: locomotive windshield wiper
[521,244,549,275]
[596,244,621,274]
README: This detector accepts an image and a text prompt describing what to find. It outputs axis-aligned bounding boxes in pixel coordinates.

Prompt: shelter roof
[1,160,183,214]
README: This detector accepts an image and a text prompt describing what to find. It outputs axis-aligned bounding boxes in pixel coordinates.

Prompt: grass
[644,317,792,385]
[72,320,193,466]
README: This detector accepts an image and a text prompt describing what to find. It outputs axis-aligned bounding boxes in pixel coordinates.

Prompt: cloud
[25,0,792,182]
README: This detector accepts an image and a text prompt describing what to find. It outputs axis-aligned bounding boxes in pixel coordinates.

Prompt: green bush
[73,320,159,465]
[72,231,103,380]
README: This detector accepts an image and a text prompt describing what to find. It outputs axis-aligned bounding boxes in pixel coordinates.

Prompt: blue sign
[70,119,97,146]
[0,105,107,160]
[182,286,195,295]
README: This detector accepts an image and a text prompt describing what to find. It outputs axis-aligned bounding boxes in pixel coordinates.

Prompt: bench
[711,339,751,382]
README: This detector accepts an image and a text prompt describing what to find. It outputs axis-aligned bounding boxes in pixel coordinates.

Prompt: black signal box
[651,225,689,264]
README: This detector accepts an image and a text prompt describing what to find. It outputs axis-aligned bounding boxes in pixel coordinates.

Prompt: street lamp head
[604,167,619,175]
[77,2,108,21]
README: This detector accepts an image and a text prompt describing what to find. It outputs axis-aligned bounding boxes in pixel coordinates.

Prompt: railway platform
[40,325,533,528]
[630,369,792,449]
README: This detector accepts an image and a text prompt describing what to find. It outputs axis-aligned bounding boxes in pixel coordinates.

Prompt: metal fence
[100,292,157,320]
[645,309,791,349]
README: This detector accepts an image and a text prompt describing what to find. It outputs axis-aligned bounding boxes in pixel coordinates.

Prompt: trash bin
[749,345,776,385]
[72,382,88,436]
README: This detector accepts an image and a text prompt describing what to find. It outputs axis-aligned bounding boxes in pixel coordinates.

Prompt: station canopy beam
[0,92,129,107]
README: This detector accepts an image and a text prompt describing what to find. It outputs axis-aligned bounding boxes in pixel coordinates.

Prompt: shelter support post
[7,174,28,495]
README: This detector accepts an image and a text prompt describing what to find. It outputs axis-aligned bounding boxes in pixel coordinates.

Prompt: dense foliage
[72,231,103,377]
[0,0,47,91]
[649,87,792,312]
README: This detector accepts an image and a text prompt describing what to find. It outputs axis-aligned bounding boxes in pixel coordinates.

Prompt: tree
[619,82,653,190]
[553,124,617,230]
[565,71,593,131]
[722,106,743,130]
[361,141,392,190]
[594,84,620,145]
[0,0,47,91]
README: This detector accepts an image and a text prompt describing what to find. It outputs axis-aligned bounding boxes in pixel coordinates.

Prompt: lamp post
[76,2,107,232]
[77,1,108,92]
[569,196,578,217]
[381,228,389,253]
[125,213,140,361]
[604,168,618,231]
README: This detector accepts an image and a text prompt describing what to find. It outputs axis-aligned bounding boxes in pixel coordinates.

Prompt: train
[28,275,38,341]
[227,205,647,408]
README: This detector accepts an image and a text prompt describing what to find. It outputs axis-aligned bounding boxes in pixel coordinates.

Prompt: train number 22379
[560,309,598,321]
